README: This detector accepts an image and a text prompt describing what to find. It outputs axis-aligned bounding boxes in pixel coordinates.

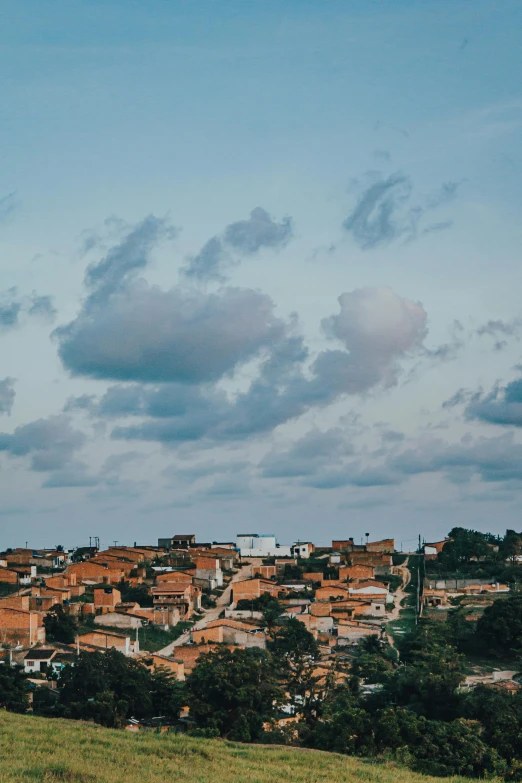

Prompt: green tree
[43,605,78,644]
[307,686,374,756]
[259,596,284,633]
[461,684,522,764]
[57,649,184,727]
[476,595,522,657]
[0,662,29,713]
[269,617,320,704]
[406,717,503,778]
[351,652,394,685]
[439,527,497,570]
[186,647,281,741]
[501,530,522,566]
[391,620,465,720]
[119,581,153,607]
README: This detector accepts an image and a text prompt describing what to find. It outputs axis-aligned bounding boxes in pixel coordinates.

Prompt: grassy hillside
[0,712,482,783]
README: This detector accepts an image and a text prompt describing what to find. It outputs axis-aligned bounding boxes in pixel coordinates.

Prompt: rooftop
[24,649,56,660]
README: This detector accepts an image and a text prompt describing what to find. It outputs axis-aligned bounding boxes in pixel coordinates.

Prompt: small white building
[291,542,314,559]
[236,534,292,558]
[23,649,56,674]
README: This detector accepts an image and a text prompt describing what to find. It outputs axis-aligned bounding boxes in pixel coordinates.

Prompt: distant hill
[0,711,478,783]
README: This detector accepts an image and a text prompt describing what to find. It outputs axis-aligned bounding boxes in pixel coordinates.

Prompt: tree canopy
[186,647,281,741]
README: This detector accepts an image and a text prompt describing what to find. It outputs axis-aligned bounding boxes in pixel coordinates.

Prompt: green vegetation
[34,649,184,727]
[76,621,192,652]
[0,711,483,783]
[187,647,281,742]
[118,582,153,607]
[44,605,78,644]
[0,663,29,713]
[379,574,403,593]
[135,621,192,652]
[476,594,522,658]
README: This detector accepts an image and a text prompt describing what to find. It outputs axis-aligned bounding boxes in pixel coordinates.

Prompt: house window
[26,661,34,667]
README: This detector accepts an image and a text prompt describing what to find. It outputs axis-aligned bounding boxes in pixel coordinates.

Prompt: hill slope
[0,711,477,783]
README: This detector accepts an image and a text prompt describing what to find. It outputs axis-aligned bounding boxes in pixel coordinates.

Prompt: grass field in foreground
[0,711,484,783]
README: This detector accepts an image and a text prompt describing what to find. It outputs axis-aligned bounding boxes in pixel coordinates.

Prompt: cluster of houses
[0,533,403,694]
[2,531,518,720]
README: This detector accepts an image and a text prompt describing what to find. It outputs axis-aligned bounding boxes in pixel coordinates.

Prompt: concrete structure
[78,630,138,656]
[192,619,266,649]
[0,607,45,646]
[236,533,292,558]
[23,648,56,674]
[94,586,122,609]
[340,565,375,581]
[66,561,125,584]
[291,542,314,559]
[146,653,185,680]
[158,535,196,550]
[194,556,223,589]
[231,577,280,604]
[94,611,144,629]
[152,582,201,618]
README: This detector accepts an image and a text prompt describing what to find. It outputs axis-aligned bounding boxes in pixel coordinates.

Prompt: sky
[1,0,522,551]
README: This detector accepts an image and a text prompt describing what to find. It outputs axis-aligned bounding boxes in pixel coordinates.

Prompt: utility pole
[415,534,421,623]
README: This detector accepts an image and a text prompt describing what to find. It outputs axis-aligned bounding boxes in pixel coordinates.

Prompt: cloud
[65,286,428,447]
[0,192,16,223]
[0,288,22,327]
[321,286,427,388]
[0,288,57,330]
[42,462,100,488]
[442,387,478,409]
[342,172,460,249]
[476,319,522,351]
[303,464,402,490]
[83,214,176,307]
[55,214,296,384]
[0,378,16,415]
[389,432,522,484]
[259,428,353,478]
[224,207,293,254]
[183,237,228,283]
[466,377,522,427]
[0,415,86,472]
[164,460,247,484]
[28,294,57,320]
[381,429,405,443]
[424,320,465,362]
[182,207,293,282]
[57,284,289,383]
[204,474,251,498]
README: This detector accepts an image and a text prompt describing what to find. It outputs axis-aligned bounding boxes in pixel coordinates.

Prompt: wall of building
[94,612,143,629]
[0,596,29,611]
[94,588,122,608]
[0,608,44,646]
[0,568,19,584]
[192,626,223,644]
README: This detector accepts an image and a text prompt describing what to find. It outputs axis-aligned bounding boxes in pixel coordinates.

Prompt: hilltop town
[1,533,401,666]
[0,529,517,690]
[2,526,522,778]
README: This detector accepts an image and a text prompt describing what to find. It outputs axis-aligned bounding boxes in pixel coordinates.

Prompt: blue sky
[1,0,522,550]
